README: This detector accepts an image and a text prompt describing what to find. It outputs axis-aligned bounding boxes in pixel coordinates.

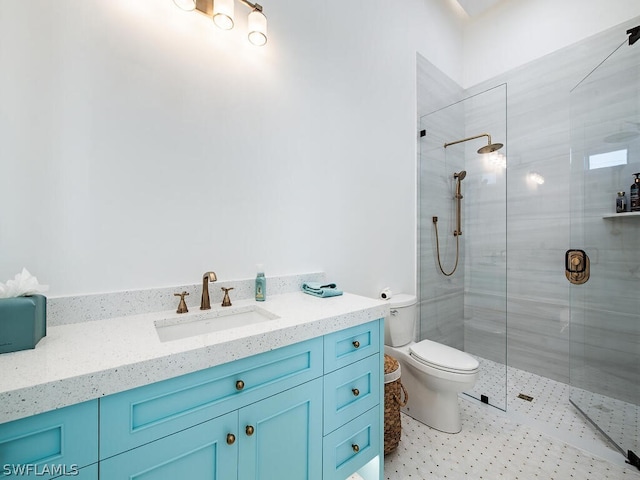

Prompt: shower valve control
[565,249,590,285]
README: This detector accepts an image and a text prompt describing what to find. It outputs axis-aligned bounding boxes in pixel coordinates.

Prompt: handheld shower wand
[433,171,466,276]
[432,133,503,276]
[453,170,466,236]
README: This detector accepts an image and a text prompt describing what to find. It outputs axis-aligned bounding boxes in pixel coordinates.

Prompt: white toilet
[384,294,479,434]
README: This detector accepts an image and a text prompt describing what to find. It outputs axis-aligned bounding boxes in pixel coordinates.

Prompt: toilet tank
[384,294,417,347]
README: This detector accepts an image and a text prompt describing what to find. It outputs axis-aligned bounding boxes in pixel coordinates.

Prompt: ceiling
[455,0,504,17]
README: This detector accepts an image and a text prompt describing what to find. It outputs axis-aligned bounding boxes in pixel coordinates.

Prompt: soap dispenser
[255,264,266,302]
[631,173,640,212]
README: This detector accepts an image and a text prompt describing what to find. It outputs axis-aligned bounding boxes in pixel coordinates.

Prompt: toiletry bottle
[255,264,266,302]
[631,173,640,212]
[616,191,627,213]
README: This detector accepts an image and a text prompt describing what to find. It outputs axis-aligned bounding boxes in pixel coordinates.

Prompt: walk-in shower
[418,17,639,468]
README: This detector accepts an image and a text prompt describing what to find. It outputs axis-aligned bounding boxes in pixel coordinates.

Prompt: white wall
[462,0,640,87]
[0,0,464,297]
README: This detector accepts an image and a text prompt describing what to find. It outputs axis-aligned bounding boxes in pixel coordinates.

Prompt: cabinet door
[238,379,322,480]
[99,412,237,479]
[0,400,98,480]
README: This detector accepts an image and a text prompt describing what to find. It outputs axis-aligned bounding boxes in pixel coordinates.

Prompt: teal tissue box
[0,295,47,354]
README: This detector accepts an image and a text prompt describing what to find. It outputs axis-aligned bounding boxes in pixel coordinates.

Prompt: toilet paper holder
[380,288,393,300]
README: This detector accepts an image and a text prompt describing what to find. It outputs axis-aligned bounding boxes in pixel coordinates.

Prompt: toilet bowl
[384,294,479,434]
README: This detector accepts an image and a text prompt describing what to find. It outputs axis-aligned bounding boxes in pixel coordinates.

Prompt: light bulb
[213,0,235,30]
[248,9,267,46]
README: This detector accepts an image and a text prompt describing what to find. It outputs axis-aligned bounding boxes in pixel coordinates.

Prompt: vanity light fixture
[174,0,268,46]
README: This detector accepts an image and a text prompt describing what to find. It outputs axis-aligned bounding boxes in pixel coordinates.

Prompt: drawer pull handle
[352,388,360,396]
[352,340,360,348]
[246,425,255,436]
[226,433,236,445]
[236,380,245,391]
[352,443,360,453]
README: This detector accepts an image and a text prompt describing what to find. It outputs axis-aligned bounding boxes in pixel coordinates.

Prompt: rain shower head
[444,133,504,154]
[477,141,504,154]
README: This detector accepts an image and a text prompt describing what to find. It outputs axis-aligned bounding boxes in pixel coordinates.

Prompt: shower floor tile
[384,359,640,480]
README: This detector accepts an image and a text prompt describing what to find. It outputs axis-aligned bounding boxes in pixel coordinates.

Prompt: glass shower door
[569,27,640,464]
[419,84,507,411]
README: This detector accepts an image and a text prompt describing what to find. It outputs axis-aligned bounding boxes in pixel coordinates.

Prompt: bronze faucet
[200,271,217,310]
[221,287,234,307]
[174,291,189,313]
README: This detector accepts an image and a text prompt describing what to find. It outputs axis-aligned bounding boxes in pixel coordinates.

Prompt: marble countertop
[0,291,388,424]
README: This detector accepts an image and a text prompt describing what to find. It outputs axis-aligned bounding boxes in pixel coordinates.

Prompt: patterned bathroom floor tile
[384,361,640,480]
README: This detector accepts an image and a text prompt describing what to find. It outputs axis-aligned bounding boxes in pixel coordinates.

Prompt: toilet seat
[409,339,479,374]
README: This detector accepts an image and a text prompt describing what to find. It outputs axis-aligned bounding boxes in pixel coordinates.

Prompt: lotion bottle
[631,173,640,212]
[255,264,266,302]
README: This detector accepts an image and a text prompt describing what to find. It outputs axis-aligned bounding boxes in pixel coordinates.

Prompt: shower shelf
[602,212,640,219]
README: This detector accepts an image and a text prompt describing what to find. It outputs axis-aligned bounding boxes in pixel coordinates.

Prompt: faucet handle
[221,287,234,307]
[174,291,189,314]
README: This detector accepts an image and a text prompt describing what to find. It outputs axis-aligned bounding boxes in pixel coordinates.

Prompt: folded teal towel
[302,282,343,298]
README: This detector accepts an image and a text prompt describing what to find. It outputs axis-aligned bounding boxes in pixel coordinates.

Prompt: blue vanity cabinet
[1,319,384,480]
[0,400,98,480]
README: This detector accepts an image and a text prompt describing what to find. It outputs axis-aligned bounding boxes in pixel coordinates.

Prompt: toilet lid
[389,294,417,308]
[409,339,479,373]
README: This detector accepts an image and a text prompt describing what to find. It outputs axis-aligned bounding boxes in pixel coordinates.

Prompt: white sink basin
[155,305,279,342]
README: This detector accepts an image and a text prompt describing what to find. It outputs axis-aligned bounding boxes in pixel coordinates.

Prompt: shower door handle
[565,249,590,284]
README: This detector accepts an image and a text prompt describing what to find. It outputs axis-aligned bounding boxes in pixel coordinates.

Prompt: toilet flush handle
[391,309,399,316]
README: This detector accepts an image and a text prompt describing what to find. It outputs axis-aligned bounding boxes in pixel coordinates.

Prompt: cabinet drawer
[323,354,381,434]
[324,320,381,373]
[322,405,381,480]
[100,337,322,459]
[0,400,98,480]
[99,411,237,479]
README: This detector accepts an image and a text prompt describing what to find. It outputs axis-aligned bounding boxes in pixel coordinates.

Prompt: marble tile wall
[417,53,466,350]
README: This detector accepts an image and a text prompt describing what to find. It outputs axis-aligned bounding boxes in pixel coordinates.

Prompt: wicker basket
[383,354,408,455]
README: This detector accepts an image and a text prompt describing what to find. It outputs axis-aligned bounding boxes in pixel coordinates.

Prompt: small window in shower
[589,149,627,170]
